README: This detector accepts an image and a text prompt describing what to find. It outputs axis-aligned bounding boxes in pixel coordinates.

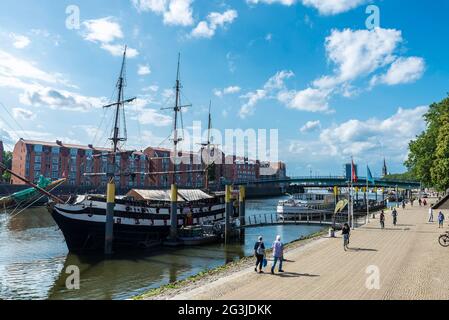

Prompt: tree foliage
[1,151,12,182]
[405,95,449,191]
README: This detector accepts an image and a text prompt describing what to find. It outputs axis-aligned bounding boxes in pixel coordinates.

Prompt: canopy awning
[126,189,214,202]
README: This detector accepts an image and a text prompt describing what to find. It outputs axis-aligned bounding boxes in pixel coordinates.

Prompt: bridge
[235,209,375,230]
[227,176,421,189]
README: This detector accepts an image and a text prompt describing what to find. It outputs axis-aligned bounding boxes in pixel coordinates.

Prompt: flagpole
[366,170,370,224]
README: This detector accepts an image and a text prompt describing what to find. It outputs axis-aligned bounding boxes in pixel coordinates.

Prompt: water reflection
[1,196,324,300]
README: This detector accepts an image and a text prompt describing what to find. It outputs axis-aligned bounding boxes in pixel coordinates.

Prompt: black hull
[51,210,169,253]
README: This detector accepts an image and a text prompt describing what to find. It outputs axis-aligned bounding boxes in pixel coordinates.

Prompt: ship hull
[49,196,226,253]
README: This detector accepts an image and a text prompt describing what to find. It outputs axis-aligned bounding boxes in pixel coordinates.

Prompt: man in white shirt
[429,207,434,223]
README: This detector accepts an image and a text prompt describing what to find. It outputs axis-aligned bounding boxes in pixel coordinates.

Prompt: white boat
[277,190,335,219]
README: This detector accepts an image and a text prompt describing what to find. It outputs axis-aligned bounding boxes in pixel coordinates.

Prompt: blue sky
[0,0,448,177]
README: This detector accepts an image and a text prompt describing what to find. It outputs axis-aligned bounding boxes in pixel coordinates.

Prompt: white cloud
[288,106,428,167]
[278,88,331,112]
[138,64,152,76]
[246,0,366,15]
[82,17,139,58]
[82,17,123,43]
[214,86,241,97]
[300,120,321,133]
[12,107,36,120]
[0,49,61,84]
[371,57,425,86]
[130,97,172,126]
[100,44,139,58]
[319,106,428,158]
[301,0,367,15]
[19,86,107,112]
[239,89,267,118]
[191,10,238,39]
[142,85,159,92]
[247,0,296,5]
[276,28,425,113]
[10,33,31,49]
[239,70,294,118]
[132,0,194,26]
[324,28,402,83]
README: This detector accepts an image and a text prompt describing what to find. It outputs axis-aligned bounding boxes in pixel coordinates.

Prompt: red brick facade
[11,139,286,188]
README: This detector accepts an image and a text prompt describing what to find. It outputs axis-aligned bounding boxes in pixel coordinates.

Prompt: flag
[367,165,375,185]
[351,159,358,183]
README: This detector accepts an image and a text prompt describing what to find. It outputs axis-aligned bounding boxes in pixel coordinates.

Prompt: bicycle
[438,231,449,247]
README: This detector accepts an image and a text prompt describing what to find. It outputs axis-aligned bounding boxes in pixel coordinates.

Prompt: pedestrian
[380,210,385,229]
[392,208,398,226]
[438,211,445,228]
[342,223,351,251]
[428,207,434,223]
[423,199,427,206]
[254,236,265,273]
[411,198,414,207]
[402,200,406,210]
[271,235,284,274]
[419,198,422,206]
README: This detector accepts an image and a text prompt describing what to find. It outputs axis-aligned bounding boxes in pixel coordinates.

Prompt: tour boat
[277,190,335,219]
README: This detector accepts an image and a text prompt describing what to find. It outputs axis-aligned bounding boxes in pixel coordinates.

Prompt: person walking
[423,199,428,206]
[254,236,265,273]
[419,198,422,207]
[428,207,434,223]
[380,210,385,229]
[438,211,445,228]
[392,208,398,226]
[271,235,284,274]
[402,200,406,210]
[342,223,351,251]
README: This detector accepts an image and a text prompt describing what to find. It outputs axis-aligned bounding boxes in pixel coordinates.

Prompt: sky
[0,0,448,177]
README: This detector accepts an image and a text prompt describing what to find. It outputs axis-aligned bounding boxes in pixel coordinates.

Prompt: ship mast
[163,53,191,185]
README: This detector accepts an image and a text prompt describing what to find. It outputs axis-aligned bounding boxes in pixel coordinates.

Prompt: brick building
[11,139,149,188]
[223,155,260,183]
[11,139,287,189]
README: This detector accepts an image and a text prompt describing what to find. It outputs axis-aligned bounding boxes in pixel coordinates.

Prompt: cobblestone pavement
[172,201,449,300]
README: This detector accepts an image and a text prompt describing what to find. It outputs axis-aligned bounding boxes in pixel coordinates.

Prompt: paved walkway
[173,200,449,300]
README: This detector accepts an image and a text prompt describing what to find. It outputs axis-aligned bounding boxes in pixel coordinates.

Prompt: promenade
[172,200,449,300]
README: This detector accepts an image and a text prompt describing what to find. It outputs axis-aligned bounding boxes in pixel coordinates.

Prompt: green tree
[1,151,13,182]
[405,95,449,191]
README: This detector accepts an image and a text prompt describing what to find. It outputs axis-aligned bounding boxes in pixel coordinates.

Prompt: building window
[34,145,43,153]
[35,155,41,163]
[52,147,60,154]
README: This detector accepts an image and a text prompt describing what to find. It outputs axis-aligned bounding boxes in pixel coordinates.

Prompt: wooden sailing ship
[46,48,226,253]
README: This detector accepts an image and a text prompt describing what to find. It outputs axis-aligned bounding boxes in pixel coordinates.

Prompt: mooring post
[225,185,232,243]
[105,179,115,255]
[239,186,246,243]
[170,184,178,241]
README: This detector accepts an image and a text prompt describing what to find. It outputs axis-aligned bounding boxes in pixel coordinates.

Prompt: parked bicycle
[438,230,449,247]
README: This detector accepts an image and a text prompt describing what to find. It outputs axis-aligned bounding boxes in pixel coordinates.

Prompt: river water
[0,196,324,300]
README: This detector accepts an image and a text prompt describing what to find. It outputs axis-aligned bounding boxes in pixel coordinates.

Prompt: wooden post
[239,186,246,243]
[105,180,115,255]
[170,184,178,241]
[225,185,232,243]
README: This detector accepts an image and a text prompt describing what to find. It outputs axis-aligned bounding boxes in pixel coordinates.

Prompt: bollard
[170,184,178,241]
[225,185,232,243]
[105,180,116,255]
[239,186,246,243]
